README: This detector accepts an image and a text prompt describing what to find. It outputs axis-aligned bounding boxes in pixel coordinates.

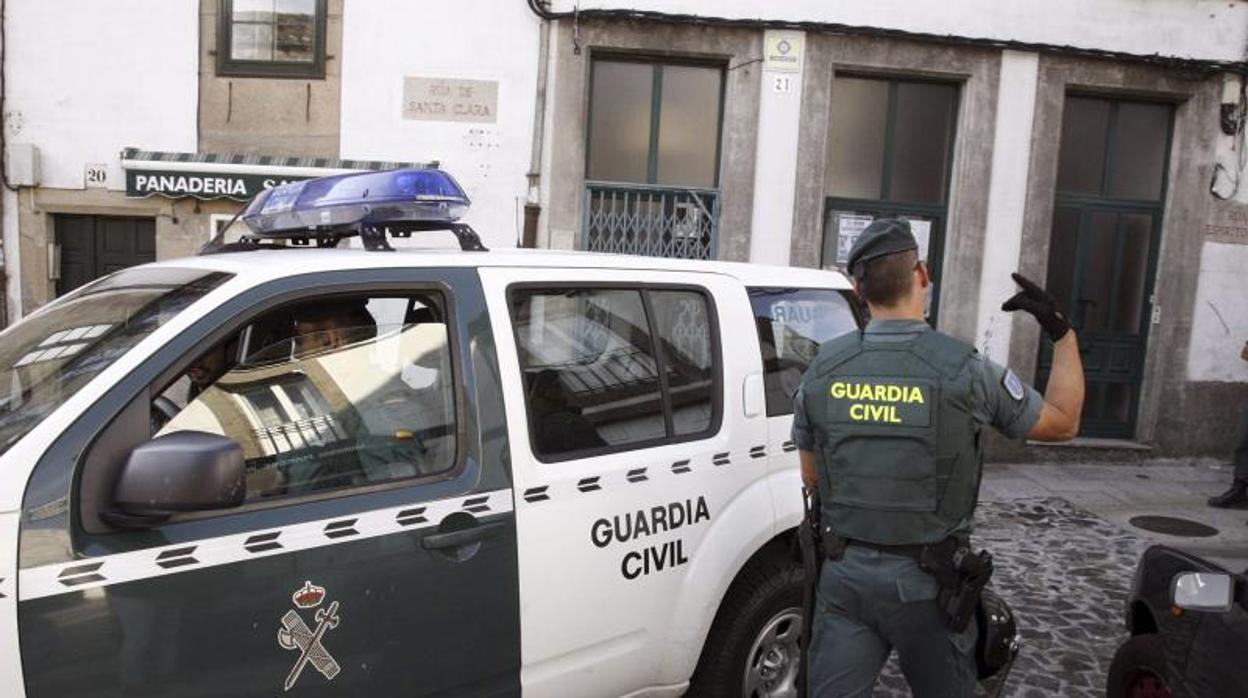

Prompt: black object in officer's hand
[1001,272,1070,342]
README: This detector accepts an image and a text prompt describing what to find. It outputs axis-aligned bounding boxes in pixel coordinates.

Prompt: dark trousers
[1236,400,1248,481]
[806,545,977,698]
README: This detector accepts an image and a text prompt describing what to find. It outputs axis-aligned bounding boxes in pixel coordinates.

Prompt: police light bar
[242,168,470,237]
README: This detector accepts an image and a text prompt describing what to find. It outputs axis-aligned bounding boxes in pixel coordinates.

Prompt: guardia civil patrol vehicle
[0,168,863,697]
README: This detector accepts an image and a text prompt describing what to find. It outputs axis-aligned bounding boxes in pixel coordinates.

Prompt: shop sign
[403,77,499,123]
[125,169,315,202]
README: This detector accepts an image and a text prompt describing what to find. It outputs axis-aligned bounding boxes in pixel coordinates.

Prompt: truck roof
[150,245,854,290]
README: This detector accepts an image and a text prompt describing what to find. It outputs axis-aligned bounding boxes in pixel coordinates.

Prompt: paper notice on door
[836,214,875,265]
[909,219,932,262]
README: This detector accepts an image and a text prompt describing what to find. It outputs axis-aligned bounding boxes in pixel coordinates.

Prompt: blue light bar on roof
[241,168,470,236]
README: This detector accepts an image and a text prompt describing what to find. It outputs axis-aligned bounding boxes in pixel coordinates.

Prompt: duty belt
[843,538,927,560]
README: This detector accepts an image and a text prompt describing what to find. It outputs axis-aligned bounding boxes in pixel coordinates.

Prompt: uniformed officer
[795,218,1086,697]
[1206,339,1248,513]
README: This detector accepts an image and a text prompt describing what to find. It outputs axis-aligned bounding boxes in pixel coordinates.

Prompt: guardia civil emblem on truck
[277,581,342,691]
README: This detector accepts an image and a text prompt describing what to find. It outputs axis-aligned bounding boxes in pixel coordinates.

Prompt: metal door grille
[583,182,719,260]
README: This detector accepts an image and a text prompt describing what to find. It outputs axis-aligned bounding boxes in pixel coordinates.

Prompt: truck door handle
[421,521,504,550]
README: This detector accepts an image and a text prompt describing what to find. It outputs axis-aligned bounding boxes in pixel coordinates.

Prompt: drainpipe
[1,0,17,325]
[522,2,552,248]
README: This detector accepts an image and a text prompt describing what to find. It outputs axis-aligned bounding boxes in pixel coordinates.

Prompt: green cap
[847,218,918,275]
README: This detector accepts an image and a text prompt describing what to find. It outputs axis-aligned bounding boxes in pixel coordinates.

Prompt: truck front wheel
[687,553,803,698]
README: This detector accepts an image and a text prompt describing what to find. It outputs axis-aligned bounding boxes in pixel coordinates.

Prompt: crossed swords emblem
[278,599,341,691]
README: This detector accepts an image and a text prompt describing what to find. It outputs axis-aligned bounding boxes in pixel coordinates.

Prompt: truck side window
[650,290,715,436]
[152,293,456,500]
[748,287,858,417]
[510,286,720,461]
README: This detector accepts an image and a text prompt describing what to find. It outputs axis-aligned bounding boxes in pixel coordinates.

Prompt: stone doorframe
[1009,57,1217,452]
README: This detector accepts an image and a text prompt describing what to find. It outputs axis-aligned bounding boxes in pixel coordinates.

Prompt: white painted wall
[975,51,1039,364]
[747,31,804,267]
[4,0,199,191]
[552,0,1248,64]
[339,0,541,248]
[1187,242,1248,383]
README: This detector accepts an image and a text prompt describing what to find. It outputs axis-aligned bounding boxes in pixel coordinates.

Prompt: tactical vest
[802,328,982,545]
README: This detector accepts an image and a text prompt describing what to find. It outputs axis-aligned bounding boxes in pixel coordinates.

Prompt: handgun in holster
[796,486,823,698]
[918,537,994,633]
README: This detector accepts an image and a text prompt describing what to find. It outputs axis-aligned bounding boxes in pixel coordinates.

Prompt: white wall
[1187,242,1248,382]
[975,51,1039,363]
[552,0,1248,64]
[339,0,541,248]
[5,0,199,191]
[747,31,804,267]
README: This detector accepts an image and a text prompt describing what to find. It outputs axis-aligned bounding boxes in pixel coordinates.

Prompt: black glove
[1001,272,1070,342]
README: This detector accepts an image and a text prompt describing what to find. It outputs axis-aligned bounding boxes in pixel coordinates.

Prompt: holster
[796,487,823,698]
[918,537,993,633]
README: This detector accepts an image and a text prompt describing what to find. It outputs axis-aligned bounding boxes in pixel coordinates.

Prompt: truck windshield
[0,267,232,457]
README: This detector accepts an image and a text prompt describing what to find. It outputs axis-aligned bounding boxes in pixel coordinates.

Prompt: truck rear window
[748,287,860,417]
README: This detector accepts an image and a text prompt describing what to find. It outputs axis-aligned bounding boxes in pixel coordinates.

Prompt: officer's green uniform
[794,221,1044,698]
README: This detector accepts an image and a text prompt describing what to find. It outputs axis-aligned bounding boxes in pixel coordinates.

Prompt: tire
[1107,634,1175,698]
[687,551,804,698]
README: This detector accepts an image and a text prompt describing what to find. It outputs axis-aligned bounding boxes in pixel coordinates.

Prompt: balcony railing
[583,182,720,260]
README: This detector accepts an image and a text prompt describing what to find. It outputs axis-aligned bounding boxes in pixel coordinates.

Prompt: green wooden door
[1038,96,1172,438]
[1037,205,1162,438]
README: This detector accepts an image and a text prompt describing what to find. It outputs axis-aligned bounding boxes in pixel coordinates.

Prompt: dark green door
[56,214,156,296]
[1038,96,1172,438]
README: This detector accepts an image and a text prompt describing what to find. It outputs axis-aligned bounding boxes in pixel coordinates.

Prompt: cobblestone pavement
[871,496,1150,697]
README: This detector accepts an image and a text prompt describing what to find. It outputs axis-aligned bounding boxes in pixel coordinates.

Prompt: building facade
[1,0,1246,459]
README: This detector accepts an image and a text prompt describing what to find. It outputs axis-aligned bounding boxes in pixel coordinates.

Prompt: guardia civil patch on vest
[1002,369,1025,402]
[825,377,934,427]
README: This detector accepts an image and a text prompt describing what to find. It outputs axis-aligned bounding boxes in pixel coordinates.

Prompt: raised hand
[1002,272,1071,342]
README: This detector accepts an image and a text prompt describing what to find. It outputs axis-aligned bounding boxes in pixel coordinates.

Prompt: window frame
[748,286,864,418]
[216,0,328,80]
[506,281,724,464]
[1055,93,1176,205]
[584,52,728,188]
[77,277,469,534]
[821,74,960,325]
[824,74,960,206]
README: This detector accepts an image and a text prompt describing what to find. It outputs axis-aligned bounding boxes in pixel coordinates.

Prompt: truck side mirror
[105,431,246,528]
[1172,571,1235,613]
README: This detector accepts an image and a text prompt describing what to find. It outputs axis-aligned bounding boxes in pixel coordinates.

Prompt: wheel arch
[1128,599,1159,635]
[659,516,800,686]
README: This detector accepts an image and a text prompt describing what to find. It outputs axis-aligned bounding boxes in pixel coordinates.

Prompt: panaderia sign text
[125,169,315,202]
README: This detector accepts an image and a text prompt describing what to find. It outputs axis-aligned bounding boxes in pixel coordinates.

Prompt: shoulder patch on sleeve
[1002,369,1025,402]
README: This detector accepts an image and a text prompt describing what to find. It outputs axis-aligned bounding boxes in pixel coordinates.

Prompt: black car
[1108,545,1248,698]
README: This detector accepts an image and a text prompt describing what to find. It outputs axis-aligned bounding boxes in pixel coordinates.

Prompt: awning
[121,147,439,202]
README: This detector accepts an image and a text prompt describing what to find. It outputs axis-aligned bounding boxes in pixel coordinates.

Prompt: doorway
[1039,96,1172,439]
[55,215,156,296]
